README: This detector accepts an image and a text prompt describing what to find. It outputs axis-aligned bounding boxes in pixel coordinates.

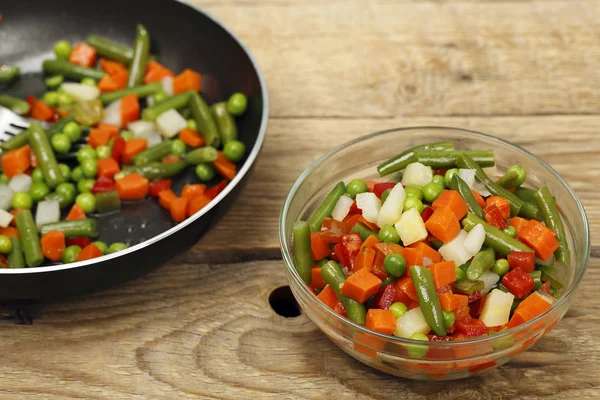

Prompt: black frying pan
[0,0,268,301]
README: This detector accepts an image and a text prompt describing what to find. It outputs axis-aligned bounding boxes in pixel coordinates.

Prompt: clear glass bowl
[279,127,590,380]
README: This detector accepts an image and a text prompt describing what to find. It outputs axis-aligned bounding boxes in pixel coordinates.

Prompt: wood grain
[0,257,597,400]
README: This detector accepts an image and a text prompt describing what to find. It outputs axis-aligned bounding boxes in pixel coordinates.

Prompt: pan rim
[0,0,269,275]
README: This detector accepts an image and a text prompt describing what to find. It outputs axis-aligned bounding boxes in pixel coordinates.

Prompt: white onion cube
[0,209,13,228]
[394,307,431,338]
[61,83,100,102]
[8,174,32,194]
[137,131,163,147]
[156,109,187,138]
[480,289,514,327]
[332,195,354,221]
[401,162,433,187]
[439,230,471,266]
[161,76,174,96]
[395,208,428,246]
[459,169,477,189]
[464,223,486,256]
[101,99,122,127]
[480,270,500,295]
[377,183,406,227]
[36,200,60,230]
[355,192,381,224]
[128,120,156,136]
[0,185,14,211]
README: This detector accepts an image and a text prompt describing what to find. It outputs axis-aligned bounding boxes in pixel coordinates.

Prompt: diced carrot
[425,207,461,243]
[179,128,204,148]
[357,216,379,232]
[516,220,560,261]
[309,266,326,290]
[40,230,66,262]
[2,145,31,178]
[438,293,469,312]
[98,69,128,92]
[374,243,404,256]
[401,247,423,268]
[340,268,382,303]
[509,216,529,235]
[187,193,212,216]
[366,309,397,335]
[97,123,119,137]
[432,190,469,220]
[371,251,388,281]
[484,203,508,230]
[485,196,511,220]
[409,241,441,263]
[0,227,19,238]
[120,94,140,128]
[428,261,457,289]
[181,184,206,200]
[361,235,381,251]
[205,180,227,199]
[213,151,237,181]
[353,246,376,272]
[173,68,201,94]
[169,197,188,223]
[471,190,486,208]
[395,276,418,301]
[144,61,175,84]
[508,292,553,328]
[115,172,149,200]
[77,243,103,261]
[66,204,87,221]
[317,285,339,310]
[100,58,127,75]
[310,232,330,261]
[122,138,148,165]
[31,101,55,121]
[342,213,361,228]
[68,43,97,67]
[87,128,112,148]
[96,158,121,179]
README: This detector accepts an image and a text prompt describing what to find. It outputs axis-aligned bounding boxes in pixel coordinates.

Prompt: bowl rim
[0,0,270,275]
[279,126,590,347]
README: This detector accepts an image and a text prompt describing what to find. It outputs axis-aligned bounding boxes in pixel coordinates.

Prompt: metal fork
[0,106,52,142]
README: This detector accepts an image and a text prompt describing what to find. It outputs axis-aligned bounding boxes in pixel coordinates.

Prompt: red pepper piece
[469,294,487,318]
[148,179,172,197]
[341,232,363,271]
[347,201,360,216]
[334,300,348,317]
[540,280,552,296]
[437,284,453,294]
[320,217,352,244]
[484,204,508,230]
[67,237,91,248]
[502,267,535,298]
[111,136,126,163]
[507,251,535,273]
[205,180,228,199]
[467,291,482,304]
[455,317,488,336]
[421,206,434,222]
[373,182,396,199]
[91,176,116,194]
[26,95,37,116]
[373,283,397,310]
[333,243,349,268]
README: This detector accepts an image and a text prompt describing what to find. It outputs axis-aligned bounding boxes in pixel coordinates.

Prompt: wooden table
[2,1,599,398]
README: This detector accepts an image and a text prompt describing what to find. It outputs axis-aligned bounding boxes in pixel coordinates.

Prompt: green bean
[519,201,544,221]
[15,210,43,267]
[456,153,524,216]
[529,270,542,291]
[539,265,564,290]
[350,222,378,241]
[95,191,121,214]
[7,237,25,269]
[450,174,484,219]
[377,142,454,177]
[40,219,98,238]
[462,212,534,255]
[42,59,105,81]
[453,279,484,295]
[128,160,188,180]
[27,123,64,188]
[411,265,446,336]
[534,186,570,263]
[496,170,520,189]
[86,34,134,64]
[0,65,20,83]
[133,140,172,166]
[211,102,237,144]
[44,192,71,209]
[467,247,495,280]
[1,116,75,152]
[414,150,495,169]
[188,92,221,148]
[514,187,537,203]
[184,146,218,164]
[0,94,30,115]
[141,91,192,120]
[321,261,366,325]
[127,24,151,87]
[307,182,346,232]
[293,221,313,284]
[100,82,162,104]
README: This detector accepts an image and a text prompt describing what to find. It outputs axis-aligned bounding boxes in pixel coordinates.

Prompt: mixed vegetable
[0,25,248,267]
[294,142,569,349]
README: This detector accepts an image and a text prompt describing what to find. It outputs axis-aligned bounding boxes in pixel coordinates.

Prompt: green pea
[77,146,97,163]
[432,175,446,188]
[381,188,392,203]
[80,159,98,178]
[51,133,71,154]
[31,168,44,183]
[404,186,423,201]
[407,333,429,359]
[0,235,12,254]
[58,164,71,181]
[389,302,408,319]
[384,253,407,278]
[54,40,73,59]
[443,310,455,328]
[108,242,128,254]
[346,179,368,198]
[187,119,198,131]
[171,139,187,156]
[223,140,246,162]
[96,145,111,159]
[0,174,9,184]
[422,182,444,203]
[42,91,59,107]
[378,225,400,244]
[444,168,459,188]
[491,259,510,276]
[57,92,73,106]
[44,75,64,88]
[11,192,33,209]
[56,182,77,205]
[503,226,517,238]
[29,181,51,202]
[152,90,169,104]
[113,171,126,181]
[507,165,526,187]
[92,241,108,254]
[76,192,96,213]
[120,131,135,141]
[455,267,467,281]
[62,245,81,264]
[403,197,424,213]
[71,167,84,182]
[80,77,96,86]
[63,121,82,142]
[195,163,216,182]
[77,179,95,194]
[226,92,248,116]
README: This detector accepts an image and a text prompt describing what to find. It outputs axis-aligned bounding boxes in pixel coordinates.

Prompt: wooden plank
[197,0,600,117]
[0,257,596,399]
[191,116,600,263]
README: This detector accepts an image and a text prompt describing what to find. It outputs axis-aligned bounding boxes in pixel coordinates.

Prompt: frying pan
[0,0,268,301]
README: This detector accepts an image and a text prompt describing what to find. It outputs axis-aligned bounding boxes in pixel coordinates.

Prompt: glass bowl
[279,127,590,380]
